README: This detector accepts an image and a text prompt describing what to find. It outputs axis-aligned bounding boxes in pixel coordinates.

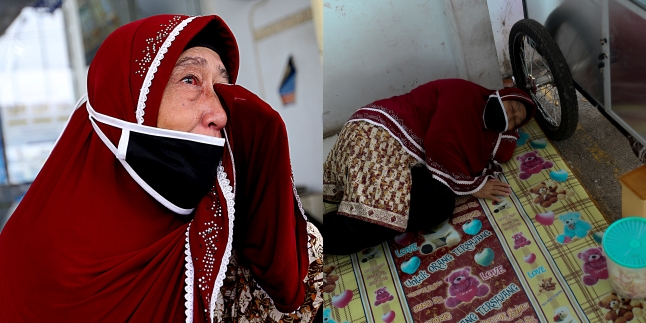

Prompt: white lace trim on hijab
[136,16,197,124]
[183,223,195,323]
[210,163,235,321]
[184,162,235,323]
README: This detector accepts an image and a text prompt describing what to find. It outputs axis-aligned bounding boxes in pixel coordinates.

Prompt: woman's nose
[201,90,228,137]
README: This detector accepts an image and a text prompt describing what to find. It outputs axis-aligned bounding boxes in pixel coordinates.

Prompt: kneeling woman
[324,78,536,254]
[0,15,322,322]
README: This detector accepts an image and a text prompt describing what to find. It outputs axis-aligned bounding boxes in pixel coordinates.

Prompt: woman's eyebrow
[175,56,208,67]
[175,56,228,81]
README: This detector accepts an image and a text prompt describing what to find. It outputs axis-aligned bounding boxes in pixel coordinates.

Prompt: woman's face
[157,46,229,138]
[503,99,527,131]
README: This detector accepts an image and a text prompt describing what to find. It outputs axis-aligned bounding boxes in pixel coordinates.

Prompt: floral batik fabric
[213,222,324,323]
[324,120,420,231]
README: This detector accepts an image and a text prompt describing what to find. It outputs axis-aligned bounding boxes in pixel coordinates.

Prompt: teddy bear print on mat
[444,267,490,308]
[598,292,636,323]
[373,287,394,306]
[512,232,532,249]
[516,150,554,180]
[529,181,559,208]
[553,307,578,323]
[492,198,512,214]
[616,293,646,318]
[360,246,381,263]
[545,179,576,201]
[322,265,339,293]
[538,277,556,293]
[530,180,576,208]
[577,247,608,286]
[556,212,592,244]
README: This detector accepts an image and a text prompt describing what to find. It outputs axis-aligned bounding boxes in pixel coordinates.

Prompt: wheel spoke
[525,38,532,75]
[534,51,551,75]
[511,20,577,139]
[535,85,561,126]
[520,37,529,77]
[517,34,562,128]
[529,38,534,76]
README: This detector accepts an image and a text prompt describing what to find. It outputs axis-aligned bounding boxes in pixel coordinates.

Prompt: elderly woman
[324,78,536,254]
[0,15,322,322]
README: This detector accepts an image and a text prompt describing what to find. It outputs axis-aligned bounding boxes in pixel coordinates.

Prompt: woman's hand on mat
[472,179,511,202]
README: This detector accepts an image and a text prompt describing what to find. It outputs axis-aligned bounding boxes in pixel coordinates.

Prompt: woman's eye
[181,75,199,85]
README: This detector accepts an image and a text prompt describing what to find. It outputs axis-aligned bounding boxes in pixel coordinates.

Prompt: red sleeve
[398,80,441,134]
[422,79,496,195]
[494,130,520,163]
[216,84,309,313]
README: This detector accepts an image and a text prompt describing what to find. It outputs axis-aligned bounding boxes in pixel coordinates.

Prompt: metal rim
[518,34,561,128]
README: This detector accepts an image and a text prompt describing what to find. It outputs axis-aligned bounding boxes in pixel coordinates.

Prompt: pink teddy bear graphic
[374,287,394,306]
[444,267,490,308]
[577,247,608,286]
[512,232,532,249]
[516,151,553,180]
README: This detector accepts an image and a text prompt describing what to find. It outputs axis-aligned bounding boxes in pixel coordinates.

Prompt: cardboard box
[620,164,646,217]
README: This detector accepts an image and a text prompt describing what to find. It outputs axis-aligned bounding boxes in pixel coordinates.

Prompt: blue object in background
[517,131,530,146]
[32,0,63,13]
[529,139,548,149]
[549,170,569,182]
[0,116,8,185]
[279,55,296,105]
[603,217,646,268]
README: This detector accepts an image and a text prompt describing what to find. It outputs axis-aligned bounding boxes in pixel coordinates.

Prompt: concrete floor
[550,92,642,223]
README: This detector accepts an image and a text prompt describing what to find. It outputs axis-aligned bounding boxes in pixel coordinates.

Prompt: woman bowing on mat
[324,78,536,254]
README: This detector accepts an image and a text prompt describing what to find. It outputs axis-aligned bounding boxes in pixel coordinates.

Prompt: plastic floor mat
[322,120,639,323]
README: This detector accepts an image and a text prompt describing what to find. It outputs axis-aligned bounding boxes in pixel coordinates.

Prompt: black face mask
[483,91,508,132]
[86,100,224,215]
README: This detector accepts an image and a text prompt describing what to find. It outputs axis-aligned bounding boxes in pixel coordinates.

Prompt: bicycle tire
[509,19,578,141]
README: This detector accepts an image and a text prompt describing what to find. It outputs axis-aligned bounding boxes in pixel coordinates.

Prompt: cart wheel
[509,19,578,141]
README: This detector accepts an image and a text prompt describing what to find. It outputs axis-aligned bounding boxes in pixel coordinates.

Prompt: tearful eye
[181,75,199,85]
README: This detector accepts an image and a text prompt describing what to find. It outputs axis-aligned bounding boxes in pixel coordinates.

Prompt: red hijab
[349,78,536,194]
[0,14,309,322]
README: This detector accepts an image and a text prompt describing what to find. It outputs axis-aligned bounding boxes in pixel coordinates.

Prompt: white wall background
[488,0,525,78]
[322,0,503,137]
